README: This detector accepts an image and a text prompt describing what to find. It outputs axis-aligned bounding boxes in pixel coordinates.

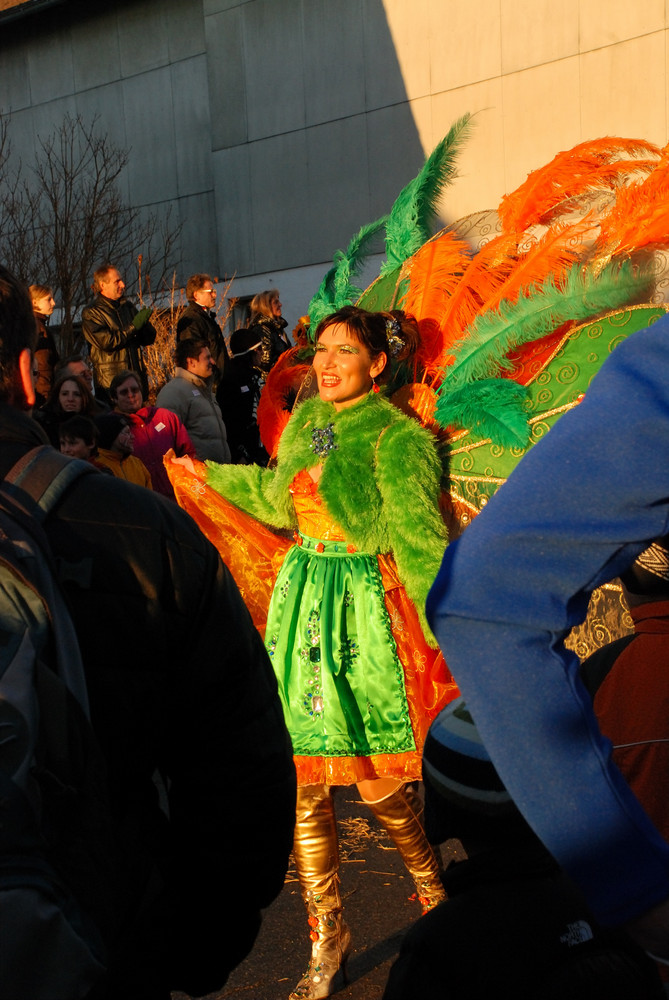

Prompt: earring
[372,377,380,394]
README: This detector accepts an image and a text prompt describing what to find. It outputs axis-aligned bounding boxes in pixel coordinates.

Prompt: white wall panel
[303,0,365,125]
[248,128,309,270]
[244,0,305,140]
[118,0,170,77]
[71,6,121,91]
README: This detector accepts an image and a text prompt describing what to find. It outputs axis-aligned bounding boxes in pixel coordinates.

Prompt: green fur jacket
[206,392,448,635]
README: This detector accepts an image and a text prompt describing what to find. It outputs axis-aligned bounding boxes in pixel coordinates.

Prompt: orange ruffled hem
[295,554,458,785]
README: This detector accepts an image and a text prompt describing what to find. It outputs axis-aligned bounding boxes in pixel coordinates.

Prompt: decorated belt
[293,531,363,555]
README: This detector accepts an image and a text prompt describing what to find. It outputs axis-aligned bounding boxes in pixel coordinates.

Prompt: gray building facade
[1,0,424,318]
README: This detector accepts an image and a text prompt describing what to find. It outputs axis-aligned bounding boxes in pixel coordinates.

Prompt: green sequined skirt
[265,533,415,762]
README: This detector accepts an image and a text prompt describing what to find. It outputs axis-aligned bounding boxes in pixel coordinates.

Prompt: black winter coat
[251,316,291,376]
[81,294,156,395]
[217,354,269,465]
[33,313,60,406]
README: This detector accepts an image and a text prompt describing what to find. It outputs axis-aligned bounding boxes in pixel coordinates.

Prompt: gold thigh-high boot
[362,782,446,914]
[289,784,352,1000]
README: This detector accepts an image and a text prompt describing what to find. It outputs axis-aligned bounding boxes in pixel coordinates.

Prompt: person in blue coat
[427,314,669,961]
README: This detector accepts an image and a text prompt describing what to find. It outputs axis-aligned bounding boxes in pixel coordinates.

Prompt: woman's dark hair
[44,373,95,416]
[175,337,208,370]
[314,305,420,381]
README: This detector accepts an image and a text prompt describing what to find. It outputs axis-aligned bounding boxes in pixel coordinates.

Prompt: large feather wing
[498,136,661,232]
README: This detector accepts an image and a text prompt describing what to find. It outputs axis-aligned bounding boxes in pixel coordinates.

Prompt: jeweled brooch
[310,422,337,458]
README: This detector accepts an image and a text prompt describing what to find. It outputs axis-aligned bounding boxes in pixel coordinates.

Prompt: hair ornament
[385,316,404,358]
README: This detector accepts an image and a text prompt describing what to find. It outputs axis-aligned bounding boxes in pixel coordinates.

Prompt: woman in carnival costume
[168,304,457,999]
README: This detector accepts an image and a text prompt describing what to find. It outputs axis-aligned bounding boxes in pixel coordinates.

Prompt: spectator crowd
[29,263,287,501]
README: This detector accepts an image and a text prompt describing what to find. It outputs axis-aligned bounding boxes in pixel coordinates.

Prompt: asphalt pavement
[172,785,464,1000]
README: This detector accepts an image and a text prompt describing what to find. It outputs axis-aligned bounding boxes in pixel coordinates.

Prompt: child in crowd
[59,415,112,474]
[94,413,152,489]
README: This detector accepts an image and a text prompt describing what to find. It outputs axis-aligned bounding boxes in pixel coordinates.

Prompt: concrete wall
[1,0,218,282]
[399,0,668,221]
[1,0,668,327]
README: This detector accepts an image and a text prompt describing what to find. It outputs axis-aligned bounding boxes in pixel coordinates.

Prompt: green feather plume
[435,378,531,448]
[445,258,652,389]
[308,267,337,326]
[380,113,474,276]
[307,114,473,329]
[307,215,388,332]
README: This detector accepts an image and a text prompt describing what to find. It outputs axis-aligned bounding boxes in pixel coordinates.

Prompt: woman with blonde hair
[248,287,291,376]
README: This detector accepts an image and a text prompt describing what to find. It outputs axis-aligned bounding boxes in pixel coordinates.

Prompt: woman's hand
[165,448,197,475]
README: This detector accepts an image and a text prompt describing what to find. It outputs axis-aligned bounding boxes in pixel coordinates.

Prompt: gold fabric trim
[565,582,633,661]
[635,541,669,581]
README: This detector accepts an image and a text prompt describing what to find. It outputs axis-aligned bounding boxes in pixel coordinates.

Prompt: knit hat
[230,327,262,357]
[96,413,128,450]
[422,696,519,844]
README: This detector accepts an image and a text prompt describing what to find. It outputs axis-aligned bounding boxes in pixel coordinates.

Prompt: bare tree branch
[0,113,182,355]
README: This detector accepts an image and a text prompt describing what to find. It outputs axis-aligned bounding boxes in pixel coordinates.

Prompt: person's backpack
[0,446,113,1000]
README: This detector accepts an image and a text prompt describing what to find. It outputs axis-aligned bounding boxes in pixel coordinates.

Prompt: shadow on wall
[0,0,425,285]
[206,0,426,278]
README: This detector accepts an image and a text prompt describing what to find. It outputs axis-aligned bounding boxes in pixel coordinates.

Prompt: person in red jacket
[109,369,195,501]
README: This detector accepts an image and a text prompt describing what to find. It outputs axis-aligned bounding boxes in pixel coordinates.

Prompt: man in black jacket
[176,273,229,391]
[0,265,296,999]
[82,264,156,403]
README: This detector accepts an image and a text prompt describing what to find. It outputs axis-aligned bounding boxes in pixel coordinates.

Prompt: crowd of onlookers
[28,264,296,498]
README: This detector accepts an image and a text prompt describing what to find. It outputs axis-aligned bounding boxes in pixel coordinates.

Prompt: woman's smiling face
[313,323,386,411]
